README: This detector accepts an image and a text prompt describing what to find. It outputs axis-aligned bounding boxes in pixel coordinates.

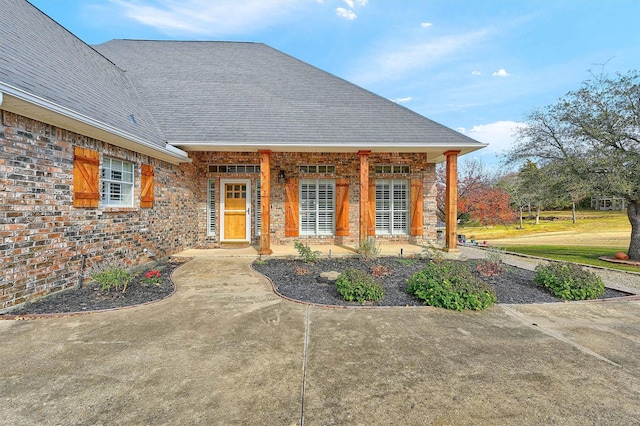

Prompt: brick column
[359,150,371,245]
[444,150,460,252]
[259,150,272,255]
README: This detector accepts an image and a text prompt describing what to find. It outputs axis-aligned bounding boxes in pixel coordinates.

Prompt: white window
[300,179,335,236]
[299,165,336,174]
[374,164,410,174]
[255,179,261,236]
[207,179,216,236]
[375,179,409,235]
[101,158,134,207]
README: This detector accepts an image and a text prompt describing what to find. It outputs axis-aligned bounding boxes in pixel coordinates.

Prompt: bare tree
[506,70,640,258]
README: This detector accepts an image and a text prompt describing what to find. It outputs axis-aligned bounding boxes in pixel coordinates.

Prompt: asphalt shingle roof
[1,0,485,157]
[0,0,165,148]
[94,40,486,153]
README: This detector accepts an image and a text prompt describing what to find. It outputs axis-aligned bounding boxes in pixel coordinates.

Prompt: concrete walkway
[1,254,640,425]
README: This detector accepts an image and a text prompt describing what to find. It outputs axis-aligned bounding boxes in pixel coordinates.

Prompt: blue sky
[29,0,640,166]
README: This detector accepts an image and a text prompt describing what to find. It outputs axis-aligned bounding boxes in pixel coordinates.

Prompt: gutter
[0,83,190,164]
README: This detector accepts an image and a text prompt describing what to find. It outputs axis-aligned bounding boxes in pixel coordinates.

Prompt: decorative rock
[318,271,341,283]
[615,252,630,260]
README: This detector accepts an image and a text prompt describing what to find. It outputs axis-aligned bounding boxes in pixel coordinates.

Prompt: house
[590,195,627,211]
[0,0,486,311]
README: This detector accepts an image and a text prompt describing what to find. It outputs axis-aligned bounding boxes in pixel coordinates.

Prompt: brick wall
[0,111,199,312]
[190,151,437,248]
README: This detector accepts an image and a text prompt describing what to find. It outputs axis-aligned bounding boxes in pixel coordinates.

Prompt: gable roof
[95,40,486,162]
[0,0,188,163]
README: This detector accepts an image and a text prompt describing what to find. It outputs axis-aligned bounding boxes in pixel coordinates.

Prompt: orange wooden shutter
[367,178,376,236]
[140,164,155,208]
[335,178,350,236]
[285,178,299,237]
[73,146,100,208]
[410,178,424,236]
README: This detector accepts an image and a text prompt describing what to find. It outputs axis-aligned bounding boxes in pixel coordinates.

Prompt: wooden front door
[222,181,249,241]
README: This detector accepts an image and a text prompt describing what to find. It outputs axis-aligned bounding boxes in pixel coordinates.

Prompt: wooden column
[359,150,371,245]
[258,150,272,255]
[444,150,460,252]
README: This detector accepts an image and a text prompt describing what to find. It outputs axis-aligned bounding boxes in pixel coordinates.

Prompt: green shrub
[407,261,497,311]
[294,241,321,263]
[534,262,604,300]
[90,261,133,293]
[335,268,385,303]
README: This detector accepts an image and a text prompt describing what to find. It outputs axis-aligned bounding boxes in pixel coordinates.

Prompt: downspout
[0,91,4,107]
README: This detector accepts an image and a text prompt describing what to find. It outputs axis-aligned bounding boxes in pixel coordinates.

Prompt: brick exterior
[1,111,438,312]
[191,151,437,248]
[0,111,199,312]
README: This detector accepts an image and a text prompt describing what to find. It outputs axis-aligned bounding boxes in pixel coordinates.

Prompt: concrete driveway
[1,256,639,425]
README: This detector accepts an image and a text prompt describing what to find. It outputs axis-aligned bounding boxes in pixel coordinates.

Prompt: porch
[173,243,437,259]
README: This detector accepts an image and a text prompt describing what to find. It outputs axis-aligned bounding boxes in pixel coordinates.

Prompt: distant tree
[542,161,590,223]
[498,172,529,229]
[437,159,516,226]
[518,160,548,224]
[506,70,640,259]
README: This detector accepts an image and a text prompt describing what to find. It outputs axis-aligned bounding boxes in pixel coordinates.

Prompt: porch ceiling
[169,142,485,163]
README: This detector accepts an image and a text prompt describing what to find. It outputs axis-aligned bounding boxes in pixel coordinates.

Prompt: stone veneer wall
[0,111,199,312]
[191,151,437,248]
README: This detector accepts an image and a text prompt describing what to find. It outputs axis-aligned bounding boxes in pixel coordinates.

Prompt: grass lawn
[459,210,630,241]
[458,210,639,272]
[501,245,640,272]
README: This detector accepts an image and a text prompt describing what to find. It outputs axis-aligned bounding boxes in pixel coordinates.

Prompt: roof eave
[0,84,191,165]
[169,141,487,163]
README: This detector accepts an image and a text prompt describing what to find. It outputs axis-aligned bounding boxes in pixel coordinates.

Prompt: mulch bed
[0,257,189,318]
[253,257,631,307]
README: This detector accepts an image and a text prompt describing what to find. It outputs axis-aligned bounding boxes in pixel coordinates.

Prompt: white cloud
[336,7,357,20]
[108,0,303,36]
[392,96,413,104]
[492,69,511,77]
[420,22,433,28]
[471,70,482,75]
[352,29,491,85]
[457,121,527,153]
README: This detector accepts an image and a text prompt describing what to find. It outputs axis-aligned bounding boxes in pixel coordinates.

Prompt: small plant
[396,258,417,266]
[534,262,604,300]
[407,261,497,311]
[421,243,444,263]
[371,264,392,278]
[356,237,380,261]
[143,269,162,285]
[476,247,506,277]
[90,260,133,293]
[294,241,321,263]
[336,268,385,303]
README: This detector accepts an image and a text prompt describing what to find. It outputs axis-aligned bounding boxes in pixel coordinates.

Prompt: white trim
[220,178,251,242]
[0,84,190,164]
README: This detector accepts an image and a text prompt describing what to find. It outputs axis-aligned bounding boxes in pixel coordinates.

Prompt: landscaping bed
[0,257,188,317]
[253,257,630,307]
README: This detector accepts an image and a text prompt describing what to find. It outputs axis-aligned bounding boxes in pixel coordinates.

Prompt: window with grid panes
[207,179,216,236]
[300,179,335,235]
[101,158,134,207]
[255,179,261,236]
[375,179,409,235]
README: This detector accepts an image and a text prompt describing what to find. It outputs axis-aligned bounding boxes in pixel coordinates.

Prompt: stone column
[444,150,460,252]
[258,150,272,255]
[358,150,371,246]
